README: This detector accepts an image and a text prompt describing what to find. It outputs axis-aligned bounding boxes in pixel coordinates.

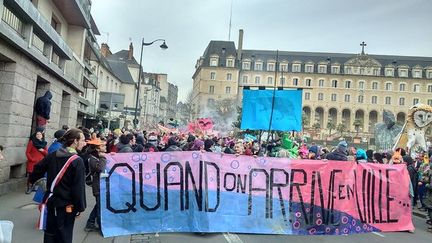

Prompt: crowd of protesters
[0,123,431,242]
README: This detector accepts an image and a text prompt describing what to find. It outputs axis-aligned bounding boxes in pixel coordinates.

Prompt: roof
[109,50,139,66]
[105,59,135,84]
[195,40,432,78]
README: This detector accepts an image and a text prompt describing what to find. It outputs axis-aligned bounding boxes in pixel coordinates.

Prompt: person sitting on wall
[34,91,52,130]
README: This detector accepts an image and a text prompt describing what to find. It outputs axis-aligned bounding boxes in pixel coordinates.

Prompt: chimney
[100,43,111,57]
[237,29,243,61]
[128,42,134,60]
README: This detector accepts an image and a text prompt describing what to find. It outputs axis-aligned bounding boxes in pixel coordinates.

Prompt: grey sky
[91,0,432,102]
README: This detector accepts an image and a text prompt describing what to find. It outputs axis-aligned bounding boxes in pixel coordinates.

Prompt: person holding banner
[29,128,87,243]
[83,138,107,233]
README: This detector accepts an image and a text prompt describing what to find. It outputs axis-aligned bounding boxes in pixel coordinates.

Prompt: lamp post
[133,38,168,128]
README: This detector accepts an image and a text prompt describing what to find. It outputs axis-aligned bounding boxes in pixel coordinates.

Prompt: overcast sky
[91,0,432,102]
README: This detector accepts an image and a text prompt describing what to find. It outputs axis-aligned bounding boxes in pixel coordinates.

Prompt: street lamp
[133,38,168,128]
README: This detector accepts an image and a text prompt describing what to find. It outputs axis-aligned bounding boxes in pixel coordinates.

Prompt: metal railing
[64,56,84,86]
[2,6,23,36]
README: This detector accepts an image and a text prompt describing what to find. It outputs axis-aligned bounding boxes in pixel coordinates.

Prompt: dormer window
[242,61,251,70]
[345,67,352,74]
[399,69,408,77]
[427,70,432,79]
[373,68,379,76]
[385,68,394,77]
[305,65,313,73]
[210,56,219,67]
[292,64,300,72]
[331,66,339,74]
[226,58,235,67]
[413,70,422,78]
[280,63,288,72]
[267,63,275,71]
[255,62,263,71]
[318,65,326,73]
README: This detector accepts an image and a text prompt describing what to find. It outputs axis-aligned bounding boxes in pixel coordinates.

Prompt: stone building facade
[0,0,98,194]
[192,30,432,139]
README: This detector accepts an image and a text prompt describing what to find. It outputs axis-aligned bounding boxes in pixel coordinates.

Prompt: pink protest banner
[100,152,414,237]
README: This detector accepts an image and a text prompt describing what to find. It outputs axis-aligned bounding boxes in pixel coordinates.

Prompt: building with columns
[192,31,432,139]
[0,0,99,194]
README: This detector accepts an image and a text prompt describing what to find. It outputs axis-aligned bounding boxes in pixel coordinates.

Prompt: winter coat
[420,169,432,209]
[165,145,182,152]
[34,91,52,119]
[88,155,106,196]
[29,147,86,212]
[326,149,348,161]
[25,140,48,173]
[116,143,133,153]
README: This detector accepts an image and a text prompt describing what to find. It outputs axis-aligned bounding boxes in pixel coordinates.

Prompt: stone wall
[0,39,79,194]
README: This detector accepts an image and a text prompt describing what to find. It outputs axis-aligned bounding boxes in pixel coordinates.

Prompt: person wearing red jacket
[25,127,48,193]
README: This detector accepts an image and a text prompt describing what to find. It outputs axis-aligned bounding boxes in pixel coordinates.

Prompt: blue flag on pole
[240,89,302,131]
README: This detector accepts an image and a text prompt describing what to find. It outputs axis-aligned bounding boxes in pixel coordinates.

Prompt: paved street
[0,185,430,243]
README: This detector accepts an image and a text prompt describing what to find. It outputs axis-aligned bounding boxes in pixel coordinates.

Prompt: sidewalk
[412,207,428,219]
[0,185,130,243]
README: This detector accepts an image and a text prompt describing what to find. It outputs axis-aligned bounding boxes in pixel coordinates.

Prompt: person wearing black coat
[326,141,348,161]
[34,91,52,129]
[29,128,87,243]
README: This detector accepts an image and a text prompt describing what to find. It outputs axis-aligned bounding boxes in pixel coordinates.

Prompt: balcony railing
[65,55,84,86]
[2,5,23,36]
[32,32,44,53]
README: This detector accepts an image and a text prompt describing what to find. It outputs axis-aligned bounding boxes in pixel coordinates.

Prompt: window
[399,97,405,106]
[318,79,324,87]
[267,77,273,85]
[345,67,352,74]
[242,75,248,83]
[305,79,312,87]
[428,85,432,92]
[413,98,419,105]
[428,99,432,106]
[226,73,232,81]
[305,65,313,73]
[414,70,421,78]
[255,62,262,71]
[280,64,288,72]
[210,72,216,80]
[331,80,337,88]
[372,96,377,104]
[344,94,350,102]
[280,77,286,85]
[210,58,218,67]
[345,80,351,88]
[399,69,408,77]
[293,78,298,86]
[242,62,250,70]
[255,76,261,84]
[332,66,339,74]
[225,86,231,94]
[385,97,391,105]
[51,14,61,34]
[372,82,378,90]
[428,71,432,79]
[318,93,324,101]
[373,69,379,76]
[358,81,364,90]
[400,83,406,91]
[226,59,234,67]
[358,95,364,103]
[360,68,365,75]
[331,94,337,101]
[305,92,310,100]
[386,69,394,76]
[267,63,275,71]
[209,85,214,94]
[385,82,392,91]
[319,65,326,73]
[413,84,420,92]
[292,64,300,72]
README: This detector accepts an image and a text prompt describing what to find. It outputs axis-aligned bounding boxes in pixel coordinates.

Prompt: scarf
[31,134,47,150]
